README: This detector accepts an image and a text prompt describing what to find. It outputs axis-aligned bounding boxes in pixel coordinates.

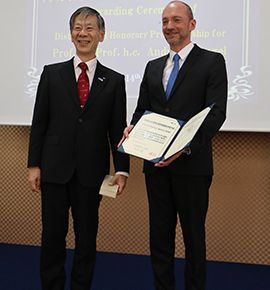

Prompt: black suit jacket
[28,58,129,187]
[131,44,227,175]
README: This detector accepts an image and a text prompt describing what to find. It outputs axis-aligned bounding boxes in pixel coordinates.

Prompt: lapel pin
[98,77,105,82]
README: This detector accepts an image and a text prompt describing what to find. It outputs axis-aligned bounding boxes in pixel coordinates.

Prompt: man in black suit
[121,1,227,290]
[28,7,129,290]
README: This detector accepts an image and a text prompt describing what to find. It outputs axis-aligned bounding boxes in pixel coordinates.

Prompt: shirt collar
[169,42,194,62]
[73,55,97,71]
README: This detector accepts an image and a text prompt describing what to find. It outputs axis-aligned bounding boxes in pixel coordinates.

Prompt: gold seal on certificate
[118,106,212,162]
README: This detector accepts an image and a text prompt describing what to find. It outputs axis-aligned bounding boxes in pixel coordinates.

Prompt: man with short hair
[122,1,227,289]
[28,6,129,290]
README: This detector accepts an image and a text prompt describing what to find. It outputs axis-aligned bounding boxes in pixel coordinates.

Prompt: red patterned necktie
[77,62,89,107]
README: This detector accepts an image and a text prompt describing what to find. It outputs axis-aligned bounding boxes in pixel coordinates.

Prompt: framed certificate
[118,105,212,163]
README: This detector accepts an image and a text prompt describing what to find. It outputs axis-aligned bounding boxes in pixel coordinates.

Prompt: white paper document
[99,175,119,198]
[118,106,212,162]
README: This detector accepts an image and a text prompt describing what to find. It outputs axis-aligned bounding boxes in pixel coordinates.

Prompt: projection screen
[0,0,269,132]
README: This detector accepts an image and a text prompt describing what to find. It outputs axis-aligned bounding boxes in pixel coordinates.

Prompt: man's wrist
[115,171,129,177]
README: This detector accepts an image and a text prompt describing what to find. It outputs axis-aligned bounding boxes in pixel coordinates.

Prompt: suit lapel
[82,61,108,112]
[155,55,169,103]
[59,59,109,112]
[169,44,201,98]
[59,58,81,109]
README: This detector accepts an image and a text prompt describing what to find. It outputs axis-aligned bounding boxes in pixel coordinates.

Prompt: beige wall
[0,125,270,265]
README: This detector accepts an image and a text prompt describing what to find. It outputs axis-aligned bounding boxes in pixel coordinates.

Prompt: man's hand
[28,167,41,193]
[117,125,134,147]
[109,174,128,195]
[154,150,184,168]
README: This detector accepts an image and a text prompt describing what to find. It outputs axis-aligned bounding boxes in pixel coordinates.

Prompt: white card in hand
[99,175,119,198]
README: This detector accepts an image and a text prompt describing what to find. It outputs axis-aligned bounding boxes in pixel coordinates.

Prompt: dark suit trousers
[40,172,102,290]
[145,170,212,290]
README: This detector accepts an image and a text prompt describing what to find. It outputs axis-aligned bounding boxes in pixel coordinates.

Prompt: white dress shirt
[73,55,97,88]
[163,42,194,91]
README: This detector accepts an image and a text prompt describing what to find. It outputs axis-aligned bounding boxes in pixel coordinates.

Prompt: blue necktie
[165,54,180,99]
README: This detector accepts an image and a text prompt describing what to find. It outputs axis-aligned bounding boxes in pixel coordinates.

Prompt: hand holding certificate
[118,105,212,163]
